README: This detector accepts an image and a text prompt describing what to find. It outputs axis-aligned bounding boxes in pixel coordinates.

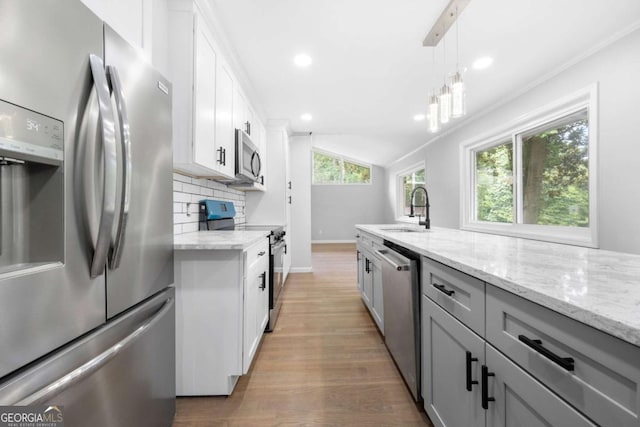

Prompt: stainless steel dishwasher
[376,241,421,402]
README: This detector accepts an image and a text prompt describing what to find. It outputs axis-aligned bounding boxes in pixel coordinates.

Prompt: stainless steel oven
[268,232,286,332]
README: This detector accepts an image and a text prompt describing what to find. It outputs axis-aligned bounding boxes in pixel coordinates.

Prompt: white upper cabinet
[168,1,234,179]
[215,61,235,178]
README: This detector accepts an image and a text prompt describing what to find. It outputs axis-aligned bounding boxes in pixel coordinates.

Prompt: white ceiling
[209,0,640,166]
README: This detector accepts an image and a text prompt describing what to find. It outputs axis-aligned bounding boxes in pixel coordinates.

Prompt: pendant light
[429,93,439,133]
[450,6,465,118]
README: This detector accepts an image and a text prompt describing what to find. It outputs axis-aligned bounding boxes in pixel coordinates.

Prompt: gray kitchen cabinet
[356,250,364,293]
[421,254,626,426]
[484,344,597,427]
[422,295,485,427]
[371,254,384,331]
[356,231,384,334]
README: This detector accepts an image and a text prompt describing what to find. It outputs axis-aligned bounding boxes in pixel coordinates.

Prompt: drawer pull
[465,351,478,391]
[481,365,495,410]
[258,251,266,257]
[433,283,455,296]
[259,272,267,290]
[518,334,575,371]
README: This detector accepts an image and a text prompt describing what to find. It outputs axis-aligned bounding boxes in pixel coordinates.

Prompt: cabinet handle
[260,175,264,185]
[259,272,266,290]
[284,244,287,255]
[481,365,495,410]
[222,147,227,166]
[465,351,479,392]
[217,147,224,165]
[258,251,266,256]
[518,335,575,371]
[365,259,370,273]
[288,181,292,189]
[433,283,455,297]
[245,121,251,135]
[288,196,292,204]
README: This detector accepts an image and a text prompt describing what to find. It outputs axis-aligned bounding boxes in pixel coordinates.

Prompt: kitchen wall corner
[173,173,246,234]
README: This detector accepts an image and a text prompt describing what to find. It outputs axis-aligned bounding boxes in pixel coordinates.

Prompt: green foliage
[476,143,513,223]
[313,151,370,184]
[475,113,589,228]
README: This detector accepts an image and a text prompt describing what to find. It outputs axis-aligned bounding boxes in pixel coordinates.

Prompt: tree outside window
[401,168,426,216]
[312,151,371,184]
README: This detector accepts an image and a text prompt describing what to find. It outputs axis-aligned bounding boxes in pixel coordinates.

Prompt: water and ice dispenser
[0,99,64,277]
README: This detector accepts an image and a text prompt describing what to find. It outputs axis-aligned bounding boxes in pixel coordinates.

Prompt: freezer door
[0,288,176,427]
[0,0,107,378]
[103,25,174,318]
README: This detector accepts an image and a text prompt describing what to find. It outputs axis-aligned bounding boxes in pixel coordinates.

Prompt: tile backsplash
[173,173,246,234]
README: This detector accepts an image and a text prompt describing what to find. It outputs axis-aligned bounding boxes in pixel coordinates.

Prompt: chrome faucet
[409,187,430,229]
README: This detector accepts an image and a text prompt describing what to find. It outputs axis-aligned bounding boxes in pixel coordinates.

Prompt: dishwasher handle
[375,249,410,271]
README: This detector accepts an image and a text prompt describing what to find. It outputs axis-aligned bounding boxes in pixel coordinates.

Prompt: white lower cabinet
[174,238,269,395]
[421,256,634,427]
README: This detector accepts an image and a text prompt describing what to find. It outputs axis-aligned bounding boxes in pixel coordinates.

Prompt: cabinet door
[193,16,216,170]
[485,345,597,427]
[371,256,384,332]
[356,250,364,292]
[362,256,373,308]
[422,296,485,427]
[214,62,235,178]
[243,270,258,374]
[233,86,245,132]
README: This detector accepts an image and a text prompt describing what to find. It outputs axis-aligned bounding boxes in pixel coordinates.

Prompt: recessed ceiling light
[301,113,312,121]
[294,54,312,67]
[472,57,493,70]
[413,114,426,121]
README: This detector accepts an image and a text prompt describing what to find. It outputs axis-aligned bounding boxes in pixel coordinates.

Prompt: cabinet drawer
[487,285,640,427]
[422,257,485,337]
[485,344,597,427]
[244,238,269,273]
[360,231,383,250]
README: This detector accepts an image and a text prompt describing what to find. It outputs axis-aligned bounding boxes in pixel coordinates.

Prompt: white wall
[385,27,640,254]
[289,136,313,271]
[311,165,387,241]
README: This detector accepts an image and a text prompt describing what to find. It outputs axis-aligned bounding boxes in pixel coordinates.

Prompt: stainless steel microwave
[235,128,262,183]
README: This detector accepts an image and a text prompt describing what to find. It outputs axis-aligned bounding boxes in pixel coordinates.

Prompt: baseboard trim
[311,240,356,244]
[289,267,313,273]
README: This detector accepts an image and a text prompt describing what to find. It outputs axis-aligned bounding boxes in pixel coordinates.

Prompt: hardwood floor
[173,243,433,426]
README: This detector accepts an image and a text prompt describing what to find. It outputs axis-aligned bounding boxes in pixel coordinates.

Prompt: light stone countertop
[356,224,640,348]
[174,230,270,250]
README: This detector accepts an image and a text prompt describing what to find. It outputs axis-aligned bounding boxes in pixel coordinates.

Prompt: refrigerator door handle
[106,65,132,270]
[88,54,118,278]
[14,296,175,406]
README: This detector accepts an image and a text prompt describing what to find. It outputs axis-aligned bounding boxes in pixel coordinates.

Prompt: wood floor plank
[173,243,432,426]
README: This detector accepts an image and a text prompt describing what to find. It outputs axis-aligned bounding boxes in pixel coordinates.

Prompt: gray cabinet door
[485,345,597,427]
[371,256,384,332]
[356,250,364,292]
[362,255,373,308]
[422,296,485,427]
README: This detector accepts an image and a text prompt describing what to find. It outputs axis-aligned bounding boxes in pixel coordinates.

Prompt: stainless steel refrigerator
[0,1,175,426]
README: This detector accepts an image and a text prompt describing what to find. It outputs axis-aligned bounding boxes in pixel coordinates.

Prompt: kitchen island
[356,224,640,427]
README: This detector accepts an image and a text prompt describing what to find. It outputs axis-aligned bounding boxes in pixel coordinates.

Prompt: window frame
[311,149,372,185]
[460,84,598,248]
[395,161,427,223]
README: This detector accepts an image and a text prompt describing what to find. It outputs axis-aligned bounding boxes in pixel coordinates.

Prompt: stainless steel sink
[379,226,429,233]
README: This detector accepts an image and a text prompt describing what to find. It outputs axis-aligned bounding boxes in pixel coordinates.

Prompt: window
[312,150,371,184]
[396,164,426,219]
[462,86,597,247]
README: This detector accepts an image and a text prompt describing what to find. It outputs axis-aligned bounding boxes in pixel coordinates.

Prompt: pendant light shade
[439,84,452,124]
[429,94,439,133]
[451,71,465,118]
